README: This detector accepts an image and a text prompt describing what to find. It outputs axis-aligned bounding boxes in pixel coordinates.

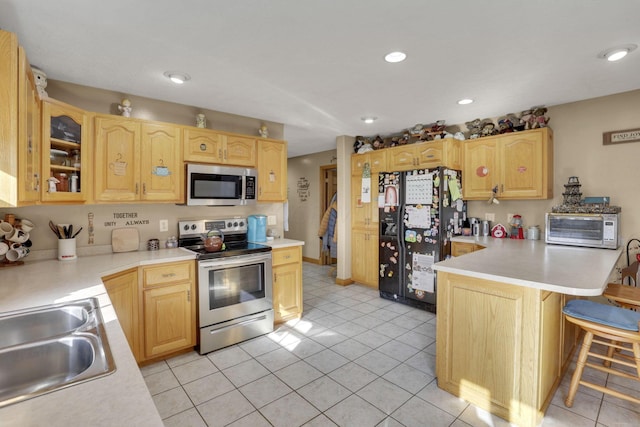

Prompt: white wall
[285,150,337,260]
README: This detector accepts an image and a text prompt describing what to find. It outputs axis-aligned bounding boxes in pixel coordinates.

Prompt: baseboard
[302,256,321,264]
[335,277,354,286]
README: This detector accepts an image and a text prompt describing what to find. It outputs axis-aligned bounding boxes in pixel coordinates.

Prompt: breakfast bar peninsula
[433,237,621,427]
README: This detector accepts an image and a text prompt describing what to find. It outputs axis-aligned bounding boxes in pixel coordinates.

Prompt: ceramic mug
[0,221,13,237]
[7,228,29,243]
[19,218,35,232]
[0,241,9,256]
[5,246,28,262]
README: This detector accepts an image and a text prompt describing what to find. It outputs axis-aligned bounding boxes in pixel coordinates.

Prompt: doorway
[319,164,337,266]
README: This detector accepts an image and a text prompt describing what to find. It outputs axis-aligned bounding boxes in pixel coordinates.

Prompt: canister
[527,225,540,240]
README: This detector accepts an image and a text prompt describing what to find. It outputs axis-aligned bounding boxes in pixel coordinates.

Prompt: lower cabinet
[103,260,196,363]
[351,228,379,287]
[102,268,140,362]
[272,246,303,323]
[451,241,485,257]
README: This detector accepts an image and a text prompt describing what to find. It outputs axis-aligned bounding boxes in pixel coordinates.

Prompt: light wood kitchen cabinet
[436,271,573,427]
[103,268,141,362]
[0,31,42,207]
[451,241,484,257]
[463,128,553,200]
[257,139,287,202]
[183,128,256,167]
[350,150,385,288]
[272,245,303,323]
[386,139,462,171]
[103,260,196,363]
[41,99,90,203]
[141,261,196,360]
[94,115,182,202]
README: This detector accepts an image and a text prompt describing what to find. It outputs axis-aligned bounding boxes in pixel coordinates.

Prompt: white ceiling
[2,1,639,158]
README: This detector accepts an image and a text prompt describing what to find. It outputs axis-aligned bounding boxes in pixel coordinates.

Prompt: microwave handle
[241,175,247,200]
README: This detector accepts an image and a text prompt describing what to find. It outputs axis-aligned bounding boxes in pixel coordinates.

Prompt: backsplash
[1,203,285,258]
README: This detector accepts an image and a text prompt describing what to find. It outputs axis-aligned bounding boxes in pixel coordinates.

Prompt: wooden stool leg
[633,342,640,378]
[565,331,594,408]
[605,340,617,368]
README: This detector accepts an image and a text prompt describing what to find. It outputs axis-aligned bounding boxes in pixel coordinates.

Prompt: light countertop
[0,248,196,427]
[258,238,305,249]
[434,237,622,296]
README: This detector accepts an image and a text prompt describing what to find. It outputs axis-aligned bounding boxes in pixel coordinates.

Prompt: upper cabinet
[387,139,462,171]
[41,99,90,203]
[257,139,287,202]
[94,115,182,203]
[0,31,41,207]
[463,128,553,200]
[183,127,256,167]
[352,150,387,176]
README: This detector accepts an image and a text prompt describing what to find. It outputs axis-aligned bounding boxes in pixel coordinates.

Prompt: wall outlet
[485,213,495,222]
[267,215,277,226]
[507,213,514,224]
[159,219,168,232]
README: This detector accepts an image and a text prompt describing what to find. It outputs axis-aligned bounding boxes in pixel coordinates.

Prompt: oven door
[198,252,273,327]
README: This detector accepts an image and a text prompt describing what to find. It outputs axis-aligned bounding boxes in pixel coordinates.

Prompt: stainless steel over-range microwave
[186,164,257,206]
[545,212,620,249]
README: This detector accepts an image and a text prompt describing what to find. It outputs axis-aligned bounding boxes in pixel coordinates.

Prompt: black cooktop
[182,241,271,260]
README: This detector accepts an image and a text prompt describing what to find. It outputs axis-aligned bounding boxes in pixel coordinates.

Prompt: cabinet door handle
[143,183,147,195]
[218,149,222,158]
[187,290,191,302]
[224,149,227,160]
[259,187,262,196]
[274,273,278,282]
[135,183,139,194]
[501,184,504,193]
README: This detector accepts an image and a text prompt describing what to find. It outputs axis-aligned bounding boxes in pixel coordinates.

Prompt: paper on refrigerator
[411,253,435,293]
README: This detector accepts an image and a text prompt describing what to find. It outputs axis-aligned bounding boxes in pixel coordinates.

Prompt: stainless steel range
[178,218,274,355]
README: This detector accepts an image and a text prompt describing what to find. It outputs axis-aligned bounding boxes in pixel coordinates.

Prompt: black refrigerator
[379,167,466,312]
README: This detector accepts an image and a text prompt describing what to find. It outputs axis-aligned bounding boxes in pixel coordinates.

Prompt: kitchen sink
[0,303,90,348]
[0,298,116,408]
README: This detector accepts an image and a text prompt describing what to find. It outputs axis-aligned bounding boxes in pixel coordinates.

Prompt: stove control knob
[239,221,244,227]
[233,221,238,227]
[227,222,233,228]
[191,224,197,230]
[183,224,190,231]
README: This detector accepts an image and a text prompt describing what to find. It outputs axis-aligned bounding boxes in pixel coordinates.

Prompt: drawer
[143,261,193,287]
[272,246,301,266]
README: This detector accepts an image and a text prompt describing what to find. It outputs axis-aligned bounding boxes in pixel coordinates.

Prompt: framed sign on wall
[603,127,640,145]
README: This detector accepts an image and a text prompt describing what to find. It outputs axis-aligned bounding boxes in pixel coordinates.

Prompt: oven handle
[199,253,272,269]
[209,314,269,334]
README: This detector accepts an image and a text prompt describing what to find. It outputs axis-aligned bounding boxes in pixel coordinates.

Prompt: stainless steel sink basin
[0,304,90,348]
[0,298,116,407]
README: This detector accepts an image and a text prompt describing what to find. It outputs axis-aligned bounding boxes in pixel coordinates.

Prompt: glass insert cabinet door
[41,99,89,202]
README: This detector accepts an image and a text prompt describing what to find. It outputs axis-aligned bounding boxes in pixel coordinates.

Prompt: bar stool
[604,282,640,310]
[562,299,640,407]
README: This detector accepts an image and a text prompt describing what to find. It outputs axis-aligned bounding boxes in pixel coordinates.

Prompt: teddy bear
[372,135,384,150]
[508,113,526,131]
[480,120,498,137]
[497,116,514,134]
[465,118,483,139]
[398,133,410,145]
[519,109,534,130]
[530,107,550,128]
[353,136,365,153]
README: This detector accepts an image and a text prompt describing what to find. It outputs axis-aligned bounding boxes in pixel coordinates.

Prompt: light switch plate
[485,213,495,222]
[267,215,277,226]
[159,219,168,232]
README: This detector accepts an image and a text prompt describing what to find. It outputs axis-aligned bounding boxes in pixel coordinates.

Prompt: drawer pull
[284,255,291,259]
[162,273,176,278]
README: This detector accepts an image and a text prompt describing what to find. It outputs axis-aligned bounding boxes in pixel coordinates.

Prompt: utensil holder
[58,238,77,261]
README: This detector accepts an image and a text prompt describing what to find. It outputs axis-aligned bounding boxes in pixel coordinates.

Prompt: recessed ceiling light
[361,117,377,124]
[163,71,191,84]
[384,51,406,63]
[597,44,637,61]
[457,98,474,105]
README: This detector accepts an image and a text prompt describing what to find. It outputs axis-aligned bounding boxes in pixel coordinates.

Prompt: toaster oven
[545,213,619,249]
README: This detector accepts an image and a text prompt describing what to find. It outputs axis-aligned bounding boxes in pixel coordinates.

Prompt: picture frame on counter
[603,127,640,145]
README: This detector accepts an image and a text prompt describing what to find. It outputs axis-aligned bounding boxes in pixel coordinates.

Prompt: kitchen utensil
[111,228,140,252]
[49,220,62,239]
[147,238,160,251]
[71,227,83,239]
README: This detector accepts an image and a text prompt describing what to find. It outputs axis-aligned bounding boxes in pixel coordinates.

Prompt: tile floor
[141,263,640,427]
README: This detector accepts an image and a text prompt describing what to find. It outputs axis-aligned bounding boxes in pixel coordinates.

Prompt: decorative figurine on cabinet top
[480,119,498,137]
[530,106,550,128]
[465,118,483,139]
[196,113,207,128]
[259,124,269,138]
[118,98,132,117]
[31,66,48,99]
[498,116,514,134]
[520,109,534,130]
